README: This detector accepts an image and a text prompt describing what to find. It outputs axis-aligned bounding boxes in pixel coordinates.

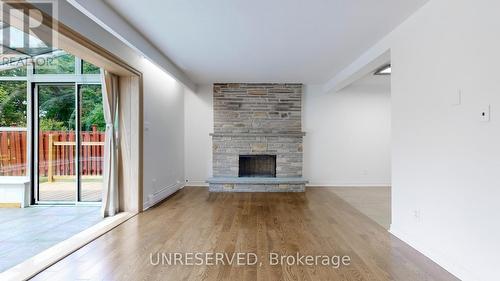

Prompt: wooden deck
[39,180,102,202]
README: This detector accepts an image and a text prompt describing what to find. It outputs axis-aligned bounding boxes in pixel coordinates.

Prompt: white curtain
[101,70,119,217]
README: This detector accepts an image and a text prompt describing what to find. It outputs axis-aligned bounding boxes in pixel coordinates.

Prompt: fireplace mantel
[209,132,306,137]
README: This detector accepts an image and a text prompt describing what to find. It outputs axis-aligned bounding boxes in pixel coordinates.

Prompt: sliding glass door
[36,84,77,202]
[0,48,104,205]
[34,83,104,204]
[79,84,104,202]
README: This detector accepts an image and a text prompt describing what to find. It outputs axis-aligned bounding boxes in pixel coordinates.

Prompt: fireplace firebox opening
[238,155,277,178]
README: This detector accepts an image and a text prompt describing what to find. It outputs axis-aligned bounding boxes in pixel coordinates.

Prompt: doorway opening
[0,2,142,277]
[324,62,392,230]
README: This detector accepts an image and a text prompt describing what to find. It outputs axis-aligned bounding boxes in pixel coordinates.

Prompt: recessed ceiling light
[374,64,391,75]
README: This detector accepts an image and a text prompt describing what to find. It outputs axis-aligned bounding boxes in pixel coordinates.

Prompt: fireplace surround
[207,83,308,192]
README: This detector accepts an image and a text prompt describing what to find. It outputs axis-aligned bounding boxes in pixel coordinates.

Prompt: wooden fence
[0,128,105,177]
[0,130,26,176]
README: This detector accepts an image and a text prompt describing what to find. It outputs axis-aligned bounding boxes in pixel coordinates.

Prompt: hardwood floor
[328,187,391,229]
[31,187,458,281]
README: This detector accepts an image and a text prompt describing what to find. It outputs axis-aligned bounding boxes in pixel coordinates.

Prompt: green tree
[81,85,105,131]
[0,66,27,77]
[35,53,75,74]
[39,118,67,131]
[37,84,105,132]
[1,57,104,131]
[39,85,76,131]
[0,81,27,127]
[82,60,101,74]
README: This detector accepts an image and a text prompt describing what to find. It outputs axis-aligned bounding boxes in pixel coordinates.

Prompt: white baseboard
[389,226,476,281]
[307,182,391,187]
[143,182,184,210]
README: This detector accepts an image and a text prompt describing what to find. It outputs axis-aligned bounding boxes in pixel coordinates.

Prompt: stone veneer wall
[210,83,305,192]
[213,83,302,134]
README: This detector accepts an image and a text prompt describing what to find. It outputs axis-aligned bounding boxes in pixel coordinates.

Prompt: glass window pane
[0,66,27,77]
[80,85,104,202]
[34,52,75,74]
[0,81,27,127]
[38,85,76,201]
[82,60,100,74]
[0,81,27,176]
[0,24,52,56]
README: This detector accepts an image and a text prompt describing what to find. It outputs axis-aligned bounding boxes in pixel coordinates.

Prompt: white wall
[184,79,391,187]
[141,59,185,209]
[53,1,186,209]
[338,0,500,280]
[184,85,213,185]
[304,75,391,186]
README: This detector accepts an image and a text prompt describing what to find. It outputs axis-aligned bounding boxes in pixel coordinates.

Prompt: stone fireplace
[207,83,307,192]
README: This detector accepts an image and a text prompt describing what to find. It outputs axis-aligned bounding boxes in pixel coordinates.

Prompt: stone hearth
[207,83,307,192]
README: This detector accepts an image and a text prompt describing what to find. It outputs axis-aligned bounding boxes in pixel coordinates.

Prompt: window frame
[0,55,102,206]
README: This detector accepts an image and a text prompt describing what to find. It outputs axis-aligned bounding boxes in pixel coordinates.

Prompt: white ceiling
[105,0,428,84]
